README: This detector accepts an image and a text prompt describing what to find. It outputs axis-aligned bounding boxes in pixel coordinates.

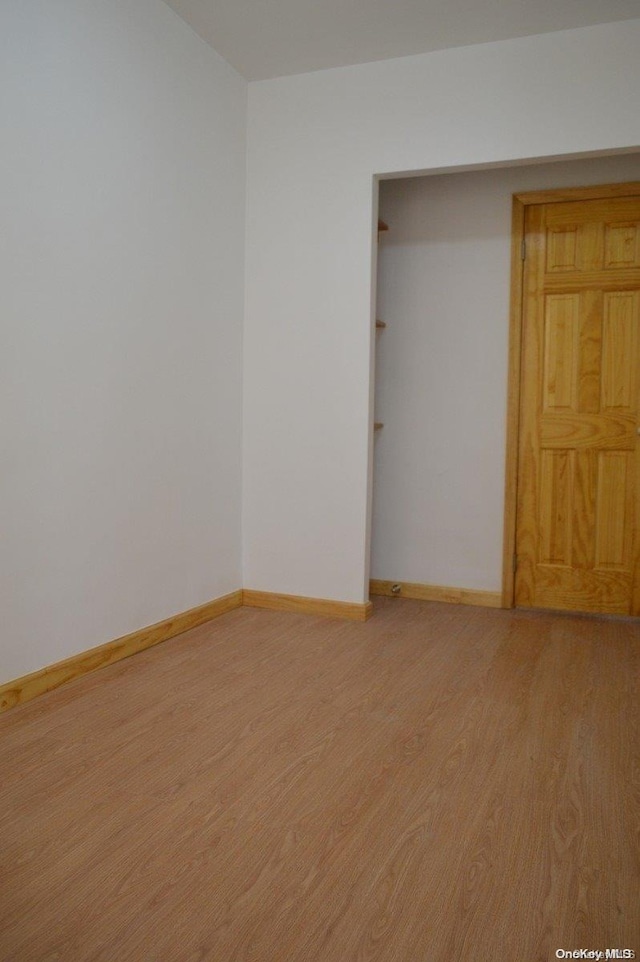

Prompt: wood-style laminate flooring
[1,599,638,961]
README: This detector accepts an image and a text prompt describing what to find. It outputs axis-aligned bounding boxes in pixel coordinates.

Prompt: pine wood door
[515,195,640,615]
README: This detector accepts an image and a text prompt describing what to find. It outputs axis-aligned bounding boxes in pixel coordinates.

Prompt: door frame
[501,180,640,608]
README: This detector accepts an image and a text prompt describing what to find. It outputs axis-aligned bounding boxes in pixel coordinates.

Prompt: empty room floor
[1,598,638,961]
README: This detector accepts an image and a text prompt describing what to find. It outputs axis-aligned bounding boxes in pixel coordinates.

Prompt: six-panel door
[516,196,640,615]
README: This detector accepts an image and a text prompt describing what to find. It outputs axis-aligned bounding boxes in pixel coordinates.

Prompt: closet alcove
[369,153,640,607]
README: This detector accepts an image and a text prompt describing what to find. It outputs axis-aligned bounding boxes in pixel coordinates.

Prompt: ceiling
[162,0,640,81]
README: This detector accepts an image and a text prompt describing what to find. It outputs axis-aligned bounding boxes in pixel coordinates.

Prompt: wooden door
[515,194,640,615]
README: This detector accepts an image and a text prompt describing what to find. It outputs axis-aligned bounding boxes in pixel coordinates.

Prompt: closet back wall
[373,154,640,592]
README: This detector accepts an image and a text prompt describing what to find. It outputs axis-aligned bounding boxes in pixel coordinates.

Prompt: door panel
[515,195,640,615]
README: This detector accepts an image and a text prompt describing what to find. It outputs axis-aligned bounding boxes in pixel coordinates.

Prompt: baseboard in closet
[369,579,502,608]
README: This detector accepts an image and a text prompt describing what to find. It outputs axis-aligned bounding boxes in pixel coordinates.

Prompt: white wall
[373,155,640,591]
[244,20,640,604]
[1,0,247,683]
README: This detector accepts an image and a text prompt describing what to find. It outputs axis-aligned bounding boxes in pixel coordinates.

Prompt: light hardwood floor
[1,599,638,961]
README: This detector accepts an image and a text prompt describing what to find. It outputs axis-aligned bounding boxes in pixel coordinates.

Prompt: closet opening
[368,152,640,612]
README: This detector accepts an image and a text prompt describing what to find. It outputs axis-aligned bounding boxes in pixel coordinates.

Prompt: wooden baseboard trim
[369,580,502,609]
[0,590,243,713]
[1,587,376,713]
[242,590,373,622]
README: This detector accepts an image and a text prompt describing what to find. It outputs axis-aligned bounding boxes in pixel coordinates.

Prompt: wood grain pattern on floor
[0,598,638,961]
